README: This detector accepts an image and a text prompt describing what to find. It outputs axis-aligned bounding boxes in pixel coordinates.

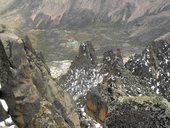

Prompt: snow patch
[0,99,8,112]
[48,60,71,78]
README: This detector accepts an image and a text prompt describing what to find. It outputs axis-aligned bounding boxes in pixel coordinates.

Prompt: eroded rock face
[0,33,80,128]
[125,40,170,101]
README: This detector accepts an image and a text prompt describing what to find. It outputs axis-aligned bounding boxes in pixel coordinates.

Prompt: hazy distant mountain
[0,0,170,60]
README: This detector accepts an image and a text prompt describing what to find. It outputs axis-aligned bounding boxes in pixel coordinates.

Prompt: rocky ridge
[59,39,170,127]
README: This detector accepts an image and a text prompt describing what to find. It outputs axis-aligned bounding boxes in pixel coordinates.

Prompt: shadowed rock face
[0,33,80,127]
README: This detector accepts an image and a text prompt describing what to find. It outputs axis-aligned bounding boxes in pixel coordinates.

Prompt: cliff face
[0,32,80,127]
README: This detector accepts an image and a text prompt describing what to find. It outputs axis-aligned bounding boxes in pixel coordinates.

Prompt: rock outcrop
[59,41,102,98]
[0,32,80,127]
[125,40,170,101]
[59,41,104,127]
[98,49,155,103]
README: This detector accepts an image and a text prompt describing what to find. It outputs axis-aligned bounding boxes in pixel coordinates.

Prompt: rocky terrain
[0,27,170,128]
[0,0,170,128]
[58,38,170,127]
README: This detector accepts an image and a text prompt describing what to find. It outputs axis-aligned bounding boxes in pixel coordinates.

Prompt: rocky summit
[59,41,102,98]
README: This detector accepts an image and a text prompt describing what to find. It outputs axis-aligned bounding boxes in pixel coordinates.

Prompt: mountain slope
[0,0,169,61]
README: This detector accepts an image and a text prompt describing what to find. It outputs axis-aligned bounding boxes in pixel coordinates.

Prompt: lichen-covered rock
[85,91,108,123]
[0,32,80,128]
[106,96,170,128]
